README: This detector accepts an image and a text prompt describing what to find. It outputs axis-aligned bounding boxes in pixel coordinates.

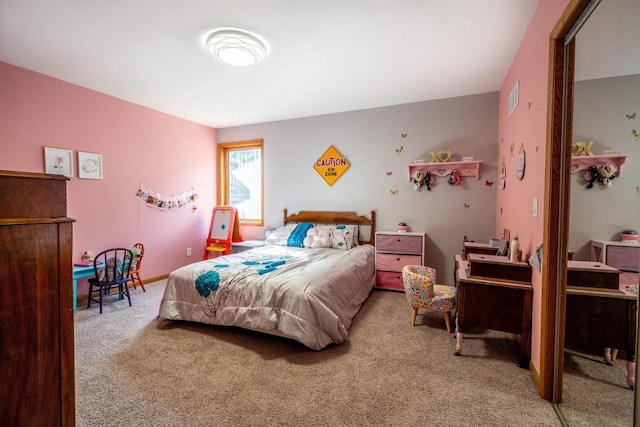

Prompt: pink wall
[0,62,216,295]
[497,0,570,373]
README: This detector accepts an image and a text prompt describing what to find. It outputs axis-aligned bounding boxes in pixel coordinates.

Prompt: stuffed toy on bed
[303,227,333,248]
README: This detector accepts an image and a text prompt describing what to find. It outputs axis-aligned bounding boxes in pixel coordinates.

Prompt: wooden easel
[203,206,244,260]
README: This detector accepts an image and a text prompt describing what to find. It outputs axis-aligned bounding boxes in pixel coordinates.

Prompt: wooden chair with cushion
[87,248,134,313]
[401,265,457,332]
[129,242,145,292]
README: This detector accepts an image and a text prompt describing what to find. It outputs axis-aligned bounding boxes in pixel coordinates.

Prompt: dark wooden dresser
[0,170,75,426]
[455,254,533,368]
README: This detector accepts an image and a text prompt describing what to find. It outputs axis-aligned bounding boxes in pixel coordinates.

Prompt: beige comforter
[158,244,375,350]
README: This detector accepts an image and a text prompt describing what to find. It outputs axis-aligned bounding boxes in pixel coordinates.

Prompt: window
[218,139,263,225]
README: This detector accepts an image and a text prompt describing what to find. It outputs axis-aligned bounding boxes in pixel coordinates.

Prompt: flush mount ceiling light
[205,28,268,66]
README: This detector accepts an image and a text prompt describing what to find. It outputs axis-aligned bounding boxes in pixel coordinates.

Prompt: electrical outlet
[186,247,192,257]
[533,198,538,218]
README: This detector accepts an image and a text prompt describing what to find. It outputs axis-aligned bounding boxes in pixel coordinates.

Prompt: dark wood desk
[565,262,636,364]
[565,286,636,355]
[467,253,532,284]
[462,242,498,259]
[565,261,637,388]
[567,260,620,290]
[455,259,533,368]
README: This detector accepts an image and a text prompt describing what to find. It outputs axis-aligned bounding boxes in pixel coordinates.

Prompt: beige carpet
[559,346,635,426]
[75,281,571,426]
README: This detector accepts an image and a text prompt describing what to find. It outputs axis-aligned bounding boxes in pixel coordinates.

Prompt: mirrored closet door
[553,0,640,425]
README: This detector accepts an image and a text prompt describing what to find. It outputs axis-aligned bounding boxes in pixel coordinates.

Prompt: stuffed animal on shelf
[584,163,617,189]
[424,171,432,191]
[411,171,425,190]
[585,165,601,189]
[597,163,617,188]
[410,170,432,191]
[448,169,461,186]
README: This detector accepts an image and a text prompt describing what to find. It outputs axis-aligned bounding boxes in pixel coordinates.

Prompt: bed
[158,209,377,350]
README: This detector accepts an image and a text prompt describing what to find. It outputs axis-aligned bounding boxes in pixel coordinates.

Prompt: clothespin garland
[135,182,198,210]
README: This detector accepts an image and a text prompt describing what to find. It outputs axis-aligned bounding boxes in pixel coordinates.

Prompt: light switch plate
[533,198,538,218]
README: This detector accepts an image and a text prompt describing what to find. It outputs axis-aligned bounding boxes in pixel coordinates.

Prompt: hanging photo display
[135,182,198,210]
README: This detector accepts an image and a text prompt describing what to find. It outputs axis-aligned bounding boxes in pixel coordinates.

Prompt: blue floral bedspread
[158,244,375,350]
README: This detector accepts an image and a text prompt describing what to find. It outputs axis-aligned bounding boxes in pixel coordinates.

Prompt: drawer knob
[396,258,401,261]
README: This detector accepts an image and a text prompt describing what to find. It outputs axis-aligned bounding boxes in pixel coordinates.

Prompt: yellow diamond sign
[313,145,350,186]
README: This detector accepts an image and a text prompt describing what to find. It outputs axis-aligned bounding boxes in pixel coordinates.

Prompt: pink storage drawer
[376,271,404,291]
[607,246,640,272]
[376,234,423,254]
[376,253,422,272]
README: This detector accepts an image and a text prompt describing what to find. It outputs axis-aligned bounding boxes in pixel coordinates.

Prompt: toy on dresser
[620,229,639,244]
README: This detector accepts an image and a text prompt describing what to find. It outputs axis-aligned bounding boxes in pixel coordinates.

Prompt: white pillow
[264,224,298,246]
[331,225,357,250]
[303,227,333,248]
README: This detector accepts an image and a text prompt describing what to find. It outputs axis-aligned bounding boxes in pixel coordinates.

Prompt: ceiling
[0,1,636,129]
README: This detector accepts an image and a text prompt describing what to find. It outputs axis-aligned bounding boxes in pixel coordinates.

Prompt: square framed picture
[78,152,103,179]
[44,147,74,177]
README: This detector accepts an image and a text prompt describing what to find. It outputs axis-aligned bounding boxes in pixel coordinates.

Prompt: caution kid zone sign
[313,145,351,186]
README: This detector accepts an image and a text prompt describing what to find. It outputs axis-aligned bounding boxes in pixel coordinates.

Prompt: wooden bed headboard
[283,209,376,245]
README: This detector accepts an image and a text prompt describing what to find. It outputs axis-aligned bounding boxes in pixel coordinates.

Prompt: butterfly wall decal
[401,133,408,138]
[386,171,393,176]
[626,113,636,120]
[485,180,494,187]
[389,189,398,195]
[630,129,640,141]
[464,203,470,209]
[395,146,404,155]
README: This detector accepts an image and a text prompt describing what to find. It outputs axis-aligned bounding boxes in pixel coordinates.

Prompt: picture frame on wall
[44,147,74,177]
[78,151,103,179]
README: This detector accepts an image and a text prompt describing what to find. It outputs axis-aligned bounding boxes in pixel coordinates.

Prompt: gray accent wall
[217,92,499,283]
[569,74,640,260]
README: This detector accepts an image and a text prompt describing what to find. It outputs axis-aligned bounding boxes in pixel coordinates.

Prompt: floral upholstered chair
[401,265,457,332]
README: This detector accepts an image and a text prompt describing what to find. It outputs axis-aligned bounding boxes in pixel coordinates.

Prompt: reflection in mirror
[558,0,640,425]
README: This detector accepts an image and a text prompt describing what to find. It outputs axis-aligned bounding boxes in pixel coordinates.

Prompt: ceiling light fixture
[205,28,268,67]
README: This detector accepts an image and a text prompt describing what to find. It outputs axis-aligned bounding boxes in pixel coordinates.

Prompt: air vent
[508,81,519,116]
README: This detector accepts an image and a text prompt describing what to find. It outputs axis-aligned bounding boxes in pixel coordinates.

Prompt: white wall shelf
[570,154,630,176]
[408,160,482,181]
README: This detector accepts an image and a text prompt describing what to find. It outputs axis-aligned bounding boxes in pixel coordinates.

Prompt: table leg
[519,290,533,368]
[73,279,78,313]
[454,316,463,356]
